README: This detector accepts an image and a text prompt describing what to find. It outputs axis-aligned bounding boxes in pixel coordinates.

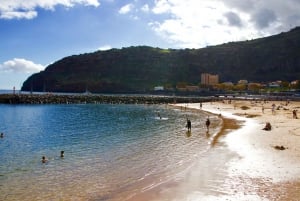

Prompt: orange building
[201,73,219,85]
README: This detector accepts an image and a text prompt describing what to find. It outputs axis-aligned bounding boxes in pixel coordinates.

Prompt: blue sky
[1,0,300,90]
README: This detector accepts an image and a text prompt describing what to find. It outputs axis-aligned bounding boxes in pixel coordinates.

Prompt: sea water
[0,103,220,200]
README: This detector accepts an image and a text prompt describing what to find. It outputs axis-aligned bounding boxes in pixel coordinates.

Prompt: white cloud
[141,4,150,13]
[119,4,134,14]
[0,58,45,73]
[0,10,38,20]
[152,0,172,14]
[0,0,100,19]
[98,45,112,51]
[150,0,300,48]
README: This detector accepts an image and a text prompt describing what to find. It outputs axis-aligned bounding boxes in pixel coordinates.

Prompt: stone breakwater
[0,94,212,104]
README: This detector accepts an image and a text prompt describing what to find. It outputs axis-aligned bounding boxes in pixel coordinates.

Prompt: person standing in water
[186,118,191,131]
[205,117,210,131]
[60,151,65,158]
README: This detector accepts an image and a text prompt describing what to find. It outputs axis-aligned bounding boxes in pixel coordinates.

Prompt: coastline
[127,100,300,201]
[1,97,299,200]
[182,100,300,200]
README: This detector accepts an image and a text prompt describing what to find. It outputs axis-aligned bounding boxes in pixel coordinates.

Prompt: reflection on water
[0,104,221,201]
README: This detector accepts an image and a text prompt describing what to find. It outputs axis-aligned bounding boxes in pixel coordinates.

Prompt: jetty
[0,93,212,104]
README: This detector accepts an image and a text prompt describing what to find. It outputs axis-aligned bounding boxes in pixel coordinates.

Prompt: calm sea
[0,104,221,201]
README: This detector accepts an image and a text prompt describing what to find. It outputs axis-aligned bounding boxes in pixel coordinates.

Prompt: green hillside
[21,27,300,93]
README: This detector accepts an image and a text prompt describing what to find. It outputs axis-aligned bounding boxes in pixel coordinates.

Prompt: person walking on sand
[205,117,210,131]
[272,103,276,115]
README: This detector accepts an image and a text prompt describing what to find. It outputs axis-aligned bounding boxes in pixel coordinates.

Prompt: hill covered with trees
[21,27,300,93]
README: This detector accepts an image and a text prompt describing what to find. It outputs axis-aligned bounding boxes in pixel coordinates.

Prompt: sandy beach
[184,100,300,200]
[127,99,300,201]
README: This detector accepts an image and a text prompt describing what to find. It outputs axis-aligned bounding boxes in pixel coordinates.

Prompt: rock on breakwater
[0,94,211,104]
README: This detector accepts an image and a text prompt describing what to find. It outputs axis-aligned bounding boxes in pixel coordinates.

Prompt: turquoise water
[0,104,220,200]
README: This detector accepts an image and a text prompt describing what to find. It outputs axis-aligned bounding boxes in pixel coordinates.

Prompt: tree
[248,83,262,92]
[176,82,188,88]
[281,81,290,88]
[234,84,247,91]
[297,80,300,89]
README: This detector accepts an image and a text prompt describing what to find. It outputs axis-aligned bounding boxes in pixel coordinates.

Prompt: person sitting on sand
[293,110,298,119]
[262,122,272,131]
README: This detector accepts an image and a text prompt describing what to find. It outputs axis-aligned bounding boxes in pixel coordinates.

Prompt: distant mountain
[22,27,300,93]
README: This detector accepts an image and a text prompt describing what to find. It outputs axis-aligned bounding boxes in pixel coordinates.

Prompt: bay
[0,103,220,200]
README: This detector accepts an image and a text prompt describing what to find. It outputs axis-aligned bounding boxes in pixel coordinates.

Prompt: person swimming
[41,156,48,163]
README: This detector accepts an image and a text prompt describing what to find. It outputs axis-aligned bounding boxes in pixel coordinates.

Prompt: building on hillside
[238,80,248,85]
[201,73,219,85]
[222,82,234,86]
[291,80,299,85]
[268,82,281,88]
[154,86,164,91]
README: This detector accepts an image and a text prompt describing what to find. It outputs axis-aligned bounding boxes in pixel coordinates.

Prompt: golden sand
[185,99,300,201]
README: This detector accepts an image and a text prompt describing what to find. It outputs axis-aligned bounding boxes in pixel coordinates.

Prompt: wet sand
[126,100,300,201]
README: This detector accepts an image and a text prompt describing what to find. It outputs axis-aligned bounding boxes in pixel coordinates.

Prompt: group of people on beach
[186,117,210,132]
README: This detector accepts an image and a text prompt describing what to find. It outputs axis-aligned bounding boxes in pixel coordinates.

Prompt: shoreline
[124,103,244,201]
[127,100,300,200]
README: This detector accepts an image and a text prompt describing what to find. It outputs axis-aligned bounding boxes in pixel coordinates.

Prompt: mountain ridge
[21,27,300,93]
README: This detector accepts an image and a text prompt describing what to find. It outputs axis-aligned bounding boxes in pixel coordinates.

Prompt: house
[268,81,281,88]
[238,80,248,85]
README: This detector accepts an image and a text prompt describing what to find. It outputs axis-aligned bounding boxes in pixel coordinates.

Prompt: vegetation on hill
[21,27,300,93]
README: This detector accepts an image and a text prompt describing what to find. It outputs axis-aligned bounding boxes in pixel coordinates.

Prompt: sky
[1,0,300,89]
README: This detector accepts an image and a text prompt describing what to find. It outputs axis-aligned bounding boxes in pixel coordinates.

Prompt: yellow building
[201,73,219,85]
